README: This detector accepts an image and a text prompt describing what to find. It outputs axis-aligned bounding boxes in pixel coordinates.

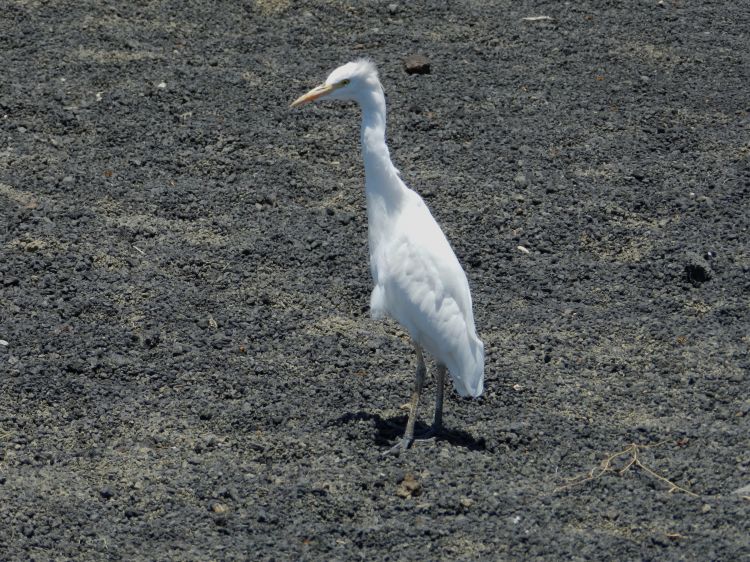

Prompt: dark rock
[403,54,431,75]
[684,252,713,285]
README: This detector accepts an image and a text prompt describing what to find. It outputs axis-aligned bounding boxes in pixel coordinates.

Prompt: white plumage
[292,60,484,453]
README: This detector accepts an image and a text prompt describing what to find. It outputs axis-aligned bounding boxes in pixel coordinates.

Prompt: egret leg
[414,364,446,440]
[384,342,426,456]
[432,364,446,433]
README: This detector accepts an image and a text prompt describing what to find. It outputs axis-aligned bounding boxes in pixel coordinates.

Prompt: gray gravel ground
[1,1,749,560]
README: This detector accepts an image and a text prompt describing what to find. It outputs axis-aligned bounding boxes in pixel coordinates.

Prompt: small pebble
[210,502,229,514]
[396,473,422,498]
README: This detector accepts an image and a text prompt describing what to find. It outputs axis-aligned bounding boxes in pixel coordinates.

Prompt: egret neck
[359,86,405,253]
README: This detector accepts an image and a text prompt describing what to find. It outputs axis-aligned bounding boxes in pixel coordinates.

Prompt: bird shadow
[332,411,486,452]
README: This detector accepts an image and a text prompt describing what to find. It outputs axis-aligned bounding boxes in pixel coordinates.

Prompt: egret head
[291,59,380,108]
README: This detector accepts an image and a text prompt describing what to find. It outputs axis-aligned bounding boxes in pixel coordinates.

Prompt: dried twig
[555,442,699,497]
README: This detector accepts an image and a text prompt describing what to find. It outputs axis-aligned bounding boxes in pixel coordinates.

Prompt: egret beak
[290,83,337,108]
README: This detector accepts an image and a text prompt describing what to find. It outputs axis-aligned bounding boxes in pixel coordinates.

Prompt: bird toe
[382,437,413,457]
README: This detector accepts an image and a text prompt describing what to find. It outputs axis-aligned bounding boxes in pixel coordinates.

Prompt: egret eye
[340,79,351,86]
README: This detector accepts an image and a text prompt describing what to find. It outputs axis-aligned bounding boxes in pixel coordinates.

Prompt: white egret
[291,60,484,454]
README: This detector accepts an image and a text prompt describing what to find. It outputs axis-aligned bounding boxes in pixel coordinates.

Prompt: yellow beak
[290,83,337,108]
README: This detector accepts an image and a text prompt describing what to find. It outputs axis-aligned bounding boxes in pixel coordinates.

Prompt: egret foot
[383,436,413,456]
